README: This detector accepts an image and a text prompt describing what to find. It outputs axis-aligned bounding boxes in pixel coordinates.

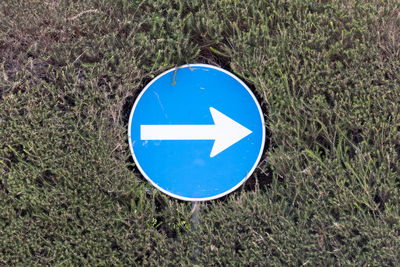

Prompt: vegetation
[1,0,399,265]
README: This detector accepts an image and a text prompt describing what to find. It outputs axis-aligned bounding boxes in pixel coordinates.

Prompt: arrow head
[209,107,252,157]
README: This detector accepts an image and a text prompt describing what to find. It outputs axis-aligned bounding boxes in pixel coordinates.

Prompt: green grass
[1,0,399,265]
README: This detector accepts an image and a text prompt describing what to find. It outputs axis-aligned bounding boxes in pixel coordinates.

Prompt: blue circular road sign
[128,64,265,201]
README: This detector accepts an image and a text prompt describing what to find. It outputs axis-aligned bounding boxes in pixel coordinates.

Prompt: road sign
[128,64,265,201]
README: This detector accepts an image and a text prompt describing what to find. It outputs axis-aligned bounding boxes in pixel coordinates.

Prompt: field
[1,0,400,265]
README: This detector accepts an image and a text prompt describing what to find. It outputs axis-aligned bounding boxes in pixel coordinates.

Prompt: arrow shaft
[141,125,216,140]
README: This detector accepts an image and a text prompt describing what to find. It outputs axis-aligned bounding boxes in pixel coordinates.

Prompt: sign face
[128,64,265,201]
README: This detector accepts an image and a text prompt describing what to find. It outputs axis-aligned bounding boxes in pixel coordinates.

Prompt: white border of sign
[128,64,266,201]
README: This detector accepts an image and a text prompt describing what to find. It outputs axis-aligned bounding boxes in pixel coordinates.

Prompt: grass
[0,0,399,265]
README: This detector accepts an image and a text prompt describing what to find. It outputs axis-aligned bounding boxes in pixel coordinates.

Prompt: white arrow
[140,107,252,157]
